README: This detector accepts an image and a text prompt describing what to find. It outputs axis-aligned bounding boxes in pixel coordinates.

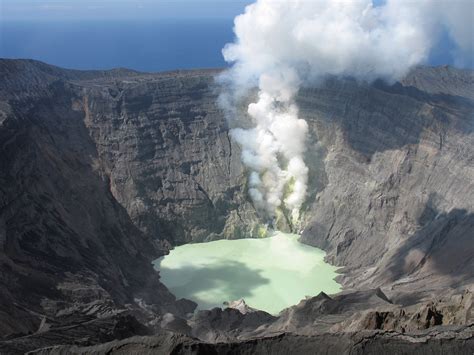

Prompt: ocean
[0,19,467,73]
[0,19,234,72]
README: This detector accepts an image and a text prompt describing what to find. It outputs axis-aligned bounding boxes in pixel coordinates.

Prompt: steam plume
[220,0,473,224]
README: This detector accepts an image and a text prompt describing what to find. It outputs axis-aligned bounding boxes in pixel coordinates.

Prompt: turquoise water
[153,232,341,315]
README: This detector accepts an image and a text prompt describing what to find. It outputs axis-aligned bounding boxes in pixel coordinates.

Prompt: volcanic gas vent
[218,0,472,230]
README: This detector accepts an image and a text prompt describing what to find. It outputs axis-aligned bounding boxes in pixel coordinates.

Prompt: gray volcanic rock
[0,59,261,352]
[297,69,474,302]
[224,298,258,314]
[0,313,151,355]
[165,290,473,345]
[401,65,474,100]
[267,289,395,335]
[77,69,260,244]
[331,290,474,333]
[0,59,473,353]
[27,325,474,355]
[188,307,277,342]
[0,61,188,339]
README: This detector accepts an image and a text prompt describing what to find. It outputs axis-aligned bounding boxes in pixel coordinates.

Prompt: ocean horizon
[0,19,235,72]
[1,18,469,73]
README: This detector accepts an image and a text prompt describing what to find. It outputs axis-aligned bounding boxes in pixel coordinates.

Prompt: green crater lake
[153,231,341,315]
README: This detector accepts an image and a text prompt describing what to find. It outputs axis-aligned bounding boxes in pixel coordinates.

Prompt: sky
[0,0,254,21]
[0,0,387,21]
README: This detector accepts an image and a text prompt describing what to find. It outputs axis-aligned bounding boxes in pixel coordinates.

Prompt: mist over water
[154,232,341,314]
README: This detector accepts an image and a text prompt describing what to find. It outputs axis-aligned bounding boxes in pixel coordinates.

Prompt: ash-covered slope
[0,60,183,340]
[0,59,472,353]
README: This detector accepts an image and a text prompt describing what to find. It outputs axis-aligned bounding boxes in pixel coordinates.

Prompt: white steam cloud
[220,0,473,224]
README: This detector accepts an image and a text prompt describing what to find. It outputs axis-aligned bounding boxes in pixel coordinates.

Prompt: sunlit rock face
[154,232,340,314]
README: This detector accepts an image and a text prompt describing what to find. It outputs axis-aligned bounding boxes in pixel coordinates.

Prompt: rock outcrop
[27,325,474,355]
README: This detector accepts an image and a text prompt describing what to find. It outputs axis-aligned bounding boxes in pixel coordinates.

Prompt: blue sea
[0,19,235,72]
[0,19,467,72]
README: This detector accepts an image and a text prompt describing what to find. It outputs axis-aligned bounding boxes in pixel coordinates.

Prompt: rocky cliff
[77,69,260,244]
[298,68,474,303]
[0,59,472,353]
[0,60,188,340]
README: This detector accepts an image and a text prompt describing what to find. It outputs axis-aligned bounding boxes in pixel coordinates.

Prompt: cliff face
[0,59,473,353]
[0,60,260,343]
[298,70,474,301]
[0,62,181,339]
[78,70,259,245]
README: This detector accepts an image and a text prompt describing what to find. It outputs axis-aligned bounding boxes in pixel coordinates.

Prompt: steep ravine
[0,59,472,353]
